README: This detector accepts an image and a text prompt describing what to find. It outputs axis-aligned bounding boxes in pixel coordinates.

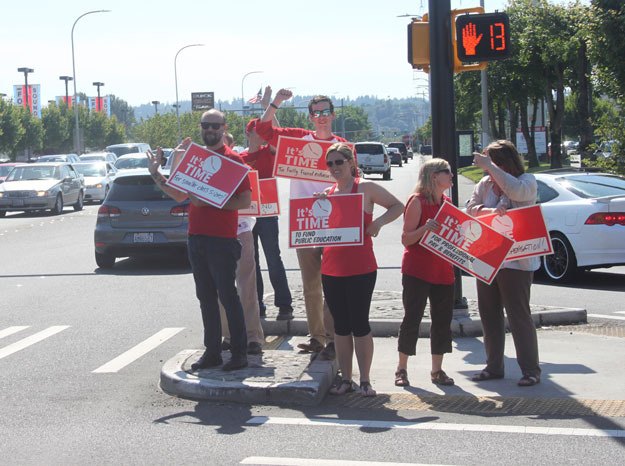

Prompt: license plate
[133,232,154,243]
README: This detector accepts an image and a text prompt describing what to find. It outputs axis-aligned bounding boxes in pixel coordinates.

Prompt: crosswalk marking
[92,327,184,373]
[241,458,439,466]
[247,416,625,438]
[0,326,30,339]
[0,326,70,361]
[588,313,625,322]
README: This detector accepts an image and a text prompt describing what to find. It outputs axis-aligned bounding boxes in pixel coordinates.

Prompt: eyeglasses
[435,168,452,175]
[311,109,332,118]
[200,122,224,130]
[326,159,346,167]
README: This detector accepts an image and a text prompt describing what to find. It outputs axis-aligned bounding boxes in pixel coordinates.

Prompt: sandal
[394,369,410,387]
[471,370,504,382]
[518,375,540,387]
[431,370,455,386]
[329,379,355,395]
[359,381,377,397]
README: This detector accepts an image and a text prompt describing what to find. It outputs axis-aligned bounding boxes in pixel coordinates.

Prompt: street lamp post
[71,9,111,153]
[59,76,73,105]
[174,44,204,143]
[92,81,104,112]
[151,100,160,115]
[17,67,34,114]
[241,71,262,116]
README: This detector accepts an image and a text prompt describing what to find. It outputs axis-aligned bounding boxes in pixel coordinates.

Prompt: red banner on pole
[419,201,514,284]
[289,194,363,248]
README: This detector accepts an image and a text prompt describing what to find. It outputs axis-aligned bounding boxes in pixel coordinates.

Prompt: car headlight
[0,192,4,198]
[37,191,48,197]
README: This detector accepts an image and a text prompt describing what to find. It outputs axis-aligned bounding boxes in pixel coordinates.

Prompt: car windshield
[38,156,65,162]
[80,155,105,161]
[107,146,140,157]
[74,163,107,177]
[7,166,61,181]
[0,166,15,177]
[557,174,625,198]
[107,176,171,201]
[115,157,148,170]
[356,144,384,154]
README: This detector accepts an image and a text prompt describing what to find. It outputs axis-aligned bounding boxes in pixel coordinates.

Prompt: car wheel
[51,194,63,215]
[0,210,6,218]
[73,191,84,211]
[541,232,578,282]
[95,251,115,269]
[383,168,391,180]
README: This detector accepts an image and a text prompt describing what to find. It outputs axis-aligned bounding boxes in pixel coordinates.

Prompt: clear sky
[1,0,543,108]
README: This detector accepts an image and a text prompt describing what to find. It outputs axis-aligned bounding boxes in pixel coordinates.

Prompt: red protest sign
[273,136,354,183]
[419,201,514,284]
[478,205,553,260]
[289,194,363,248]
[239,170,260,216]
[166,143,250,208]
[258,178,281,217]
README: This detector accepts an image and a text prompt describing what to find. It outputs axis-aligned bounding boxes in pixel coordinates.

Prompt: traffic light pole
[428,0,468,314]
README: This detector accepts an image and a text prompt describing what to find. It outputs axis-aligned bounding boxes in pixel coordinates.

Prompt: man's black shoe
[276,306,294,321]
[247,341,263,355]
[191,351,223,371]
[221,339,232,351]
[222,355,248,371]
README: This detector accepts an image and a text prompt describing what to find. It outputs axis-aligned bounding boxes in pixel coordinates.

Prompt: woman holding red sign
[394,158,456,388]
[466,139,541,387]
[320,143,403,397]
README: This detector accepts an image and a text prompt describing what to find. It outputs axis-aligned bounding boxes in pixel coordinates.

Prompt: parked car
[80,151,118,164]
[0,163,21,183]
[114,153,150,170]
[94,169,189,268]
[419,144,432,155]
[105,143,151,158]
[388,142,409,163]
[73,162,117,203]
[354,142,391,180]
[386,147,403,167]
[36,153,81,164]
[535,169,625,282]
[0,162,84,217]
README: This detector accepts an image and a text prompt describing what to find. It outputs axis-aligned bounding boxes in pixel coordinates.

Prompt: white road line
[587,313,625,322]
[241,457,442,466]
[0,326,30,339]
[247,416,625,439]
[92,327,184,373]
[615,311,625,315]
[0,326,70,360]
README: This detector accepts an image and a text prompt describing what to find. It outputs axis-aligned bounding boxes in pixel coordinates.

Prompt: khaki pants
[296,247,334,345]
[221,230,264,345]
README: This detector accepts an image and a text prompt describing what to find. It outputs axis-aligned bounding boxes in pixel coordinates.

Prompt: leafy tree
[13,106,43,157]
[109,95,136,133]
[334,105,371,141]
[0,101,25,159]
[41,104,72,154]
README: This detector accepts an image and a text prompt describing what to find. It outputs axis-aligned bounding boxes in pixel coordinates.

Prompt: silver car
[73,161,117,203]
[0,163,84,216]
[94,169,189,268]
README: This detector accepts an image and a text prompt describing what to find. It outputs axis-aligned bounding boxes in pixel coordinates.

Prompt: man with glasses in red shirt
[147,109,251,372]
[255,89,349,360]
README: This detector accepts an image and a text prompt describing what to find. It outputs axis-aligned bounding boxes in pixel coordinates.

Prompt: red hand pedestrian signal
[461,22,483,56]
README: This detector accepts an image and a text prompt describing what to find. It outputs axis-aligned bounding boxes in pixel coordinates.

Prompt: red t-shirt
[241,145,275,179]
[187,145,251,238]
[321,178,377,277]
[401,193,455,285]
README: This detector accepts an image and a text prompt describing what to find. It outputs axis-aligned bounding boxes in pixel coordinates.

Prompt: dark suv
[388,142,409,163]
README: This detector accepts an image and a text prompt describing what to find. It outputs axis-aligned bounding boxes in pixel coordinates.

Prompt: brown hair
[326,142,357,177]
[308,95,334,114]
[485,139,524,177]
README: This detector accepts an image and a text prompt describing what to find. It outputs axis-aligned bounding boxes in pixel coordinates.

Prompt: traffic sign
[455,12,510,62]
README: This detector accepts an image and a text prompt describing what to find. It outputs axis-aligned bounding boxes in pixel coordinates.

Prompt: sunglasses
[200,122,224,130]
[311,109,332,117]
[435,168,452,175]
[326,159,346,167]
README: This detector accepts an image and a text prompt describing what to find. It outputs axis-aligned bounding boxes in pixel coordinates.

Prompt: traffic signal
[455,12,511,62]
[407,20,430,71]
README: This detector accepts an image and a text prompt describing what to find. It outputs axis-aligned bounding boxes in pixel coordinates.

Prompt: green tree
[110,95,136,133]
[0,101,25,159]
[335,105,371,141]
[41,103,72,154]
[14,106,43,157]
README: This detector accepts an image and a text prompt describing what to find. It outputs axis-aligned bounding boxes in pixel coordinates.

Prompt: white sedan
[536,170,625,282]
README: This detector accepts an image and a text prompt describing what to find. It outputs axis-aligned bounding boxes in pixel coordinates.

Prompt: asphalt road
[1,158,624,464]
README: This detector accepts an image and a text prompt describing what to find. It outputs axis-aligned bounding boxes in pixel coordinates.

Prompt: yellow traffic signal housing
[407,20,430,72]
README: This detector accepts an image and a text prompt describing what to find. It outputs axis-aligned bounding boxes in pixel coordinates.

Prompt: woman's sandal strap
[394,369,410,387]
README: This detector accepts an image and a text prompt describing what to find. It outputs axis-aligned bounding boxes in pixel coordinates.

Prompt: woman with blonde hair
[394,158,456,387]
[320,143,403,397]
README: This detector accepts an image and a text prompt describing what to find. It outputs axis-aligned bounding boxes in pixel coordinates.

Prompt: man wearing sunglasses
[255,89,350,360]
[147,109,252,372]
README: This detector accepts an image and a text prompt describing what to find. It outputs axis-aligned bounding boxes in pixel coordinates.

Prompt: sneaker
[276,305,294,321]
[222,355,248,371]
[190,351,223,371]
[318,342,336,360]
[297,338,324,353]
[247,341,263,355]
[221,339,232,351]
